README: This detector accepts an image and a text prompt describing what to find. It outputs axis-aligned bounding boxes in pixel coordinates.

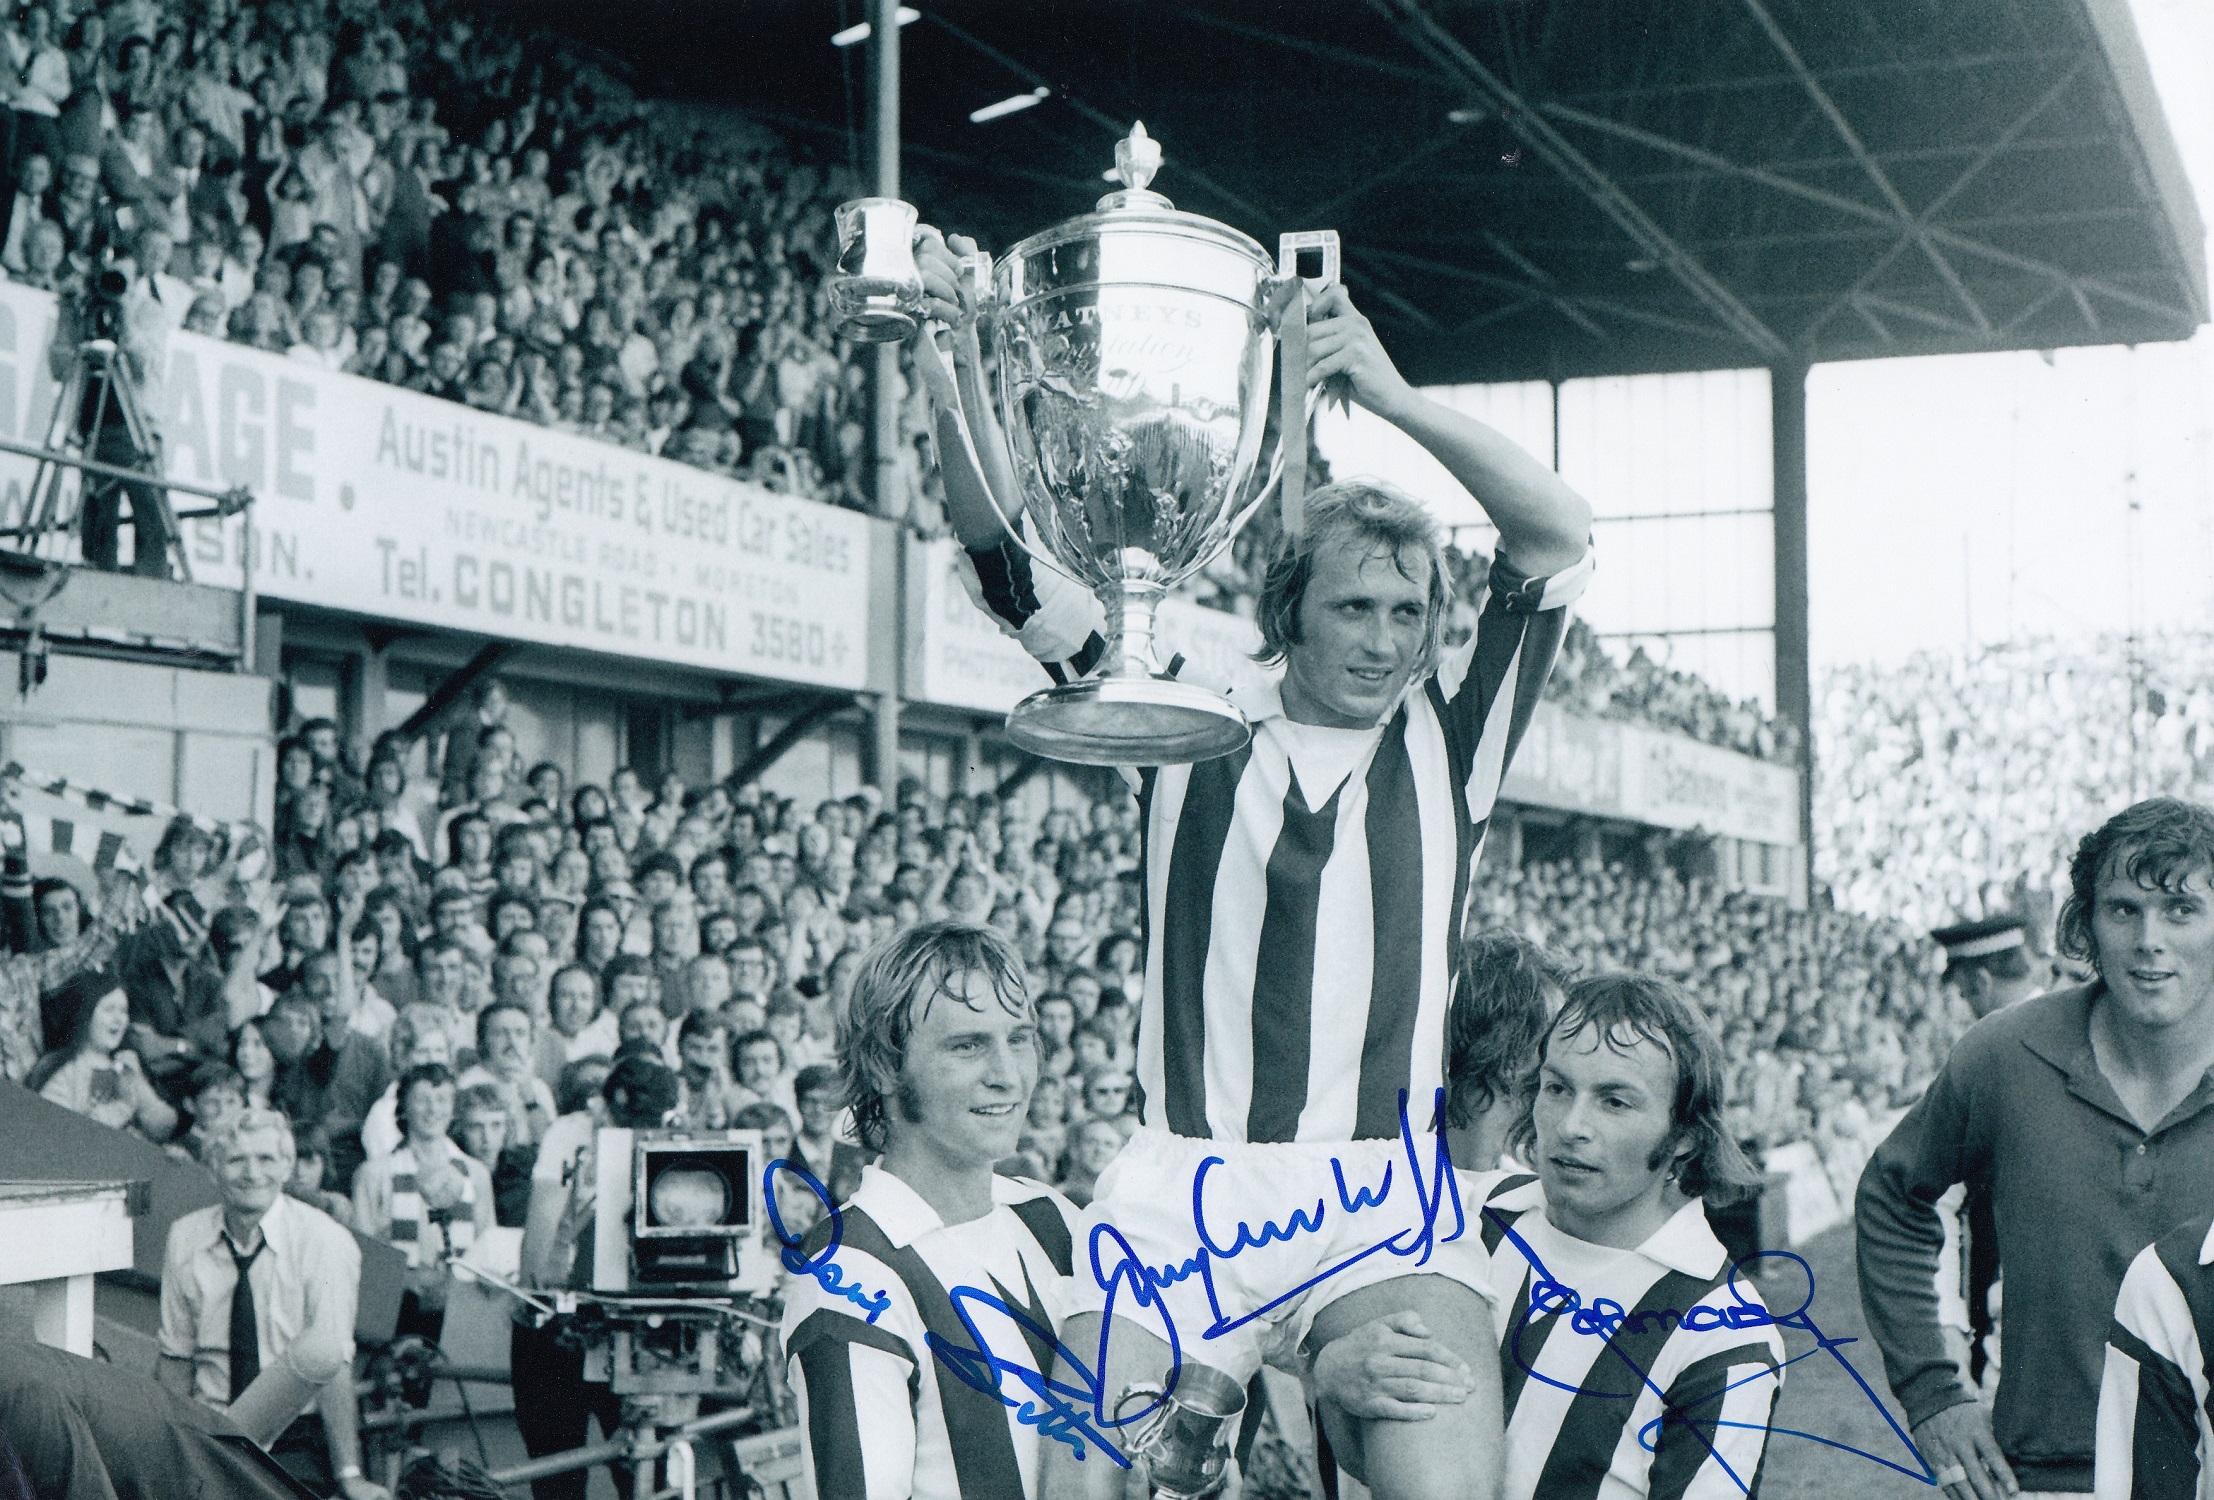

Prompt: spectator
[230,1017,279,1113]
[7,6,67,176]
[1079,1069,1137,1141]
[452,1079,531,1228]
[263,989,385,1142]
[1036,991,1077,1079]
[456,999,555,1146]
[352,1060,492,1341]
[154,1107,376,1499]
[29,967,179,1141]
[732,1099,793,1167]
[361,1002,459,1161]
[286,1123,356,1228]
[0,150,53,271]
[789,1061,863,1205]
[11,214,68,289]
[0,867,132,1079]
[537,960,617,1086]
[730,1026,792,1117]
[1058,1119,1124,1209]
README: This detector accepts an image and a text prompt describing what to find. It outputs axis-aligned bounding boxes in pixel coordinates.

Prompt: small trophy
[830,124,1337,765]
[1115,1365,1248,1499]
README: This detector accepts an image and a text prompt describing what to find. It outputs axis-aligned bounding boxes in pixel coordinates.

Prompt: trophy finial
[1115,122,1163,194]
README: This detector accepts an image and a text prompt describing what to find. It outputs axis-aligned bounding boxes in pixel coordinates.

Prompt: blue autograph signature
[1091,1090,1464,1348]
[1486,1207,1941,1490]
[762,1160,891,1324]
[762,1159,1132,1465]
[767,1109,1942,1488]
[928,1287,1134,1467]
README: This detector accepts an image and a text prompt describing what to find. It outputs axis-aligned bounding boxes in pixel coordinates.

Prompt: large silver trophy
[831,124,1336,765]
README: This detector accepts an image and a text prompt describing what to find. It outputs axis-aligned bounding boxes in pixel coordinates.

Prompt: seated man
[453,1081,534,1228]
[157,1107,387,1500]
[453,999,556,1147]
[353,1062,495,1343]
[171,1061,251,1165]
[790,1061,866,1207]
[265,990,389,1149]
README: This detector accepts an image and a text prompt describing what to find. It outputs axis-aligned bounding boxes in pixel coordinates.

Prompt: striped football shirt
[971,538,1591,1143]
[2096,1211,2214,1499]
[1137,546,1591,1142]
[1473,1173,1784,1500]
[779,1166,1088,1500]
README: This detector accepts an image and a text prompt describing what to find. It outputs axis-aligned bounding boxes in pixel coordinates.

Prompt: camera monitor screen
[632,1141,754,1240]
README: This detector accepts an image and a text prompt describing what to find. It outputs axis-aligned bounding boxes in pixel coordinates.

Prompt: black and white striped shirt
[1137,548,1590,1141]
[972,537,1588,1141]
[779,1166,1087,1500]
[2097,1211,2214,1499]
[1474,1173,1783,1500]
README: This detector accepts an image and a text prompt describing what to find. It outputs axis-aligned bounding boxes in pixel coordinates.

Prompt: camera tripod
[21,335,186,578]
[0,336,251,581]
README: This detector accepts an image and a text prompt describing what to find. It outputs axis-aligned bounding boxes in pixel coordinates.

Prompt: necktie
[228,1238,264,1403]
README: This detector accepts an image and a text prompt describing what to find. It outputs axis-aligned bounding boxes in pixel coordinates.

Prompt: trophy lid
[1096,121,1170,213]
[999,122,1274,296]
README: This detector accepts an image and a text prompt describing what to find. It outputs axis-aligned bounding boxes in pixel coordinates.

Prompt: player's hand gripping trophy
[831,123,1338,766]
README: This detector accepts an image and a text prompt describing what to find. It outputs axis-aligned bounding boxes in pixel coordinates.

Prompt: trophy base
[1006,676,1252,766]
[836,307,918,343]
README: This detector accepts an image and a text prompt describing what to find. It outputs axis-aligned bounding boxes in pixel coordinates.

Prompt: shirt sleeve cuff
[1490,539,1595,614]
[1896,1365,1977,1430]
[954,543,1107,665]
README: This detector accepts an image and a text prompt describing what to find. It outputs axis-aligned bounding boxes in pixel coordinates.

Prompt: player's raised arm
[911,223,1107,680]
[1304,284,1592,579]
[912,225,1027,555]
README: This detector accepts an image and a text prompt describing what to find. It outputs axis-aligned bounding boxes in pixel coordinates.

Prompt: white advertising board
[0,282,872,688]
[1503,701,1802,847]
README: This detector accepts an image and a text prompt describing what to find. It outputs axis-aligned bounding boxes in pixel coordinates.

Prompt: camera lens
[647,1165,730,1228]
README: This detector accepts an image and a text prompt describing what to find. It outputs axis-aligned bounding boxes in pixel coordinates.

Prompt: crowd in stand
[0,677,1149,1357]
[1816,632,2214,932]
[0,0,900,508]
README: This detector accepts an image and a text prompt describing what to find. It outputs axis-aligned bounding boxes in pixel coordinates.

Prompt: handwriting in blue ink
[761,1161,1131,1465]
[1096,1089,1462,1336]
[1080,1089,1463,1436]
[929,1287,1132,1467]
[762,1159,892,1324]
[1487,1208,1939,1491]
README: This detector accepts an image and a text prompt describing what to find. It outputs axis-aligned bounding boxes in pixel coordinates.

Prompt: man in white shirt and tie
[157,1107,389,1500]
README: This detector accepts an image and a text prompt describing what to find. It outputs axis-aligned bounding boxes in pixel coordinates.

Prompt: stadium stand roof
[519,0,2206,386]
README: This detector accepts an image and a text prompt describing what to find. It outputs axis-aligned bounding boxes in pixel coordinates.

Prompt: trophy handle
[1213,380,1325,551]
[1113,1381,1175,1461]
[1267,229,1339,541]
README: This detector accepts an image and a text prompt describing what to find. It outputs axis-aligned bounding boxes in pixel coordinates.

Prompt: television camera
[453,1127,790,1500]
[580,1125,782,1397]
